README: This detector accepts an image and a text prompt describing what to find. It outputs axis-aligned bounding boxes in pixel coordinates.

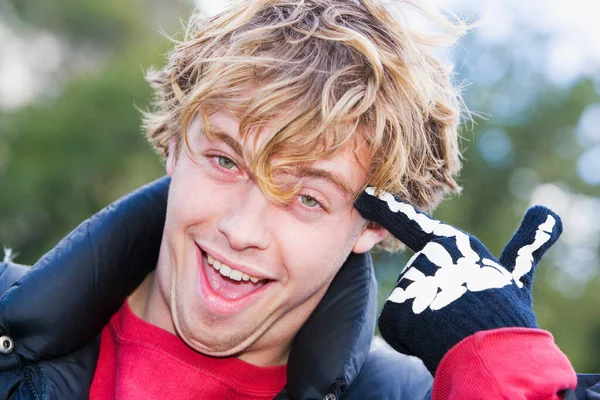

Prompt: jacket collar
[0,177,377,399]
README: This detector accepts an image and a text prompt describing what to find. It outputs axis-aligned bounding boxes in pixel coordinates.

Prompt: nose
[217,185,272,251]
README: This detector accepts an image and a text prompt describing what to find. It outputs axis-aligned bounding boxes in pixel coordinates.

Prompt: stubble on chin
[173,303,255,355]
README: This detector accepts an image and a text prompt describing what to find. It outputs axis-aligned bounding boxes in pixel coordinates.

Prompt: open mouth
[207,253,264,285]
[196,245,272,306]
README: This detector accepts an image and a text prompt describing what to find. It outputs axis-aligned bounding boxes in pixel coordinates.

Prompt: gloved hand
[354,187,562,375]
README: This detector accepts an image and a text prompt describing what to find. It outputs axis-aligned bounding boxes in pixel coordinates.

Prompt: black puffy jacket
[0,177,434,400]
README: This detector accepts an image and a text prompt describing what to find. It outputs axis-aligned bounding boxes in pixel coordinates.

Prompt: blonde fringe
[142,0,470,252]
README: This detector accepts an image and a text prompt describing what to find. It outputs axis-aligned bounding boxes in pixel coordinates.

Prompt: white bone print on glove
[365,188,557,314]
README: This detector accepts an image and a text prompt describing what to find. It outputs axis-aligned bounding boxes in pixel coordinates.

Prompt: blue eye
[299,195,320,208]
[217,156,236,170]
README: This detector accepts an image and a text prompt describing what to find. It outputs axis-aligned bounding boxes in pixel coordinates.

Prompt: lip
[200,246,275,281]
[195,244,272,317]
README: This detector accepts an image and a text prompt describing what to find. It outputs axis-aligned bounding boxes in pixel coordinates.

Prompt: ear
[166,139,177,177]
[352,222,389,254]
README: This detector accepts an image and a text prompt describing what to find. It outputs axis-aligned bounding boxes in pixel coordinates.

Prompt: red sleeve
[432,327,577,400]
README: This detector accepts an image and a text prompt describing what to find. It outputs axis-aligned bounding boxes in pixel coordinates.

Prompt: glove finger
[498,205,562,288]
[354,188,448,252]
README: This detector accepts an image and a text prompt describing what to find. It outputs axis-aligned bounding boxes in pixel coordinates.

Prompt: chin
[175,321,262,358]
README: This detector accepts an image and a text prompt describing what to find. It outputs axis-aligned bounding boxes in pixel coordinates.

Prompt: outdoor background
[1,0,599,371]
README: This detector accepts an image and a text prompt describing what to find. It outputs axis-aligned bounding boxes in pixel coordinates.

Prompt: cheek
[167,161,226,226]
[278,215,361,286]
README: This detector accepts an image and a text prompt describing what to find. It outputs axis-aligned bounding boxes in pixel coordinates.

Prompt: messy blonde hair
[143,0,467,251]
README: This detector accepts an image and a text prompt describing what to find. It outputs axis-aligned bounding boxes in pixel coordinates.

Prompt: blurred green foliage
[0,0,172,259]
[6,0,143,46]
[1,0,599,372]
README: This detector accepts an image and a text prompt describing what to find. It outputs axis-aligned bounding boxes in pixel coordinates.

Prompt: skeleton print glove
[354,188,562,375]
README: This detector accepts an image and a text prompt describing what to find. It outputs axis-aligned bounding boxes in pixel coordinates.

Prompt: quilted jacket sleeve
[343,337,433,399]
[0,262,29,297]
[564,374,600,400]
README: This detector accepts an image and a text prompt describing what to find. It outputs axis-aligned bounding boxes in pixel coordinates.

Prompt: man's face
[156,109,386,365]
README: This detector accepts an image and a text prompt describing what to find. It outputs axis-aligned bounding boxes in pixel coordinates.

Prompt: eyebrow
[294,166,354,197]
[209,129,244,159]
[207,128,355,197]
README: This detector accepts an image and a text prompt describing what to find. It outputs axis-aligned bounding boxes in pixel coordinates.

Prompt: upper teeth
[207,254,261,283]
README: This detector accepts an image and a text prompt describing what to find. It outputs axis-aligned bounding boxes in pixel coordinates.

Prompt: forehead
[193,108,371,195]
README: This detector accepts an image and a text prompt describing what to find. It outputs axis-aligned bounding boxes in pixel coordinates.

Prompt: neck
[128,271,175,334]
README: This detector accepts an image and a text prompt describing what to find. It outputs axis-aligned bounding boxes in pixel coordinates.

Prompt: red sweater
[89,302,287,400]
[91,302,576,399]
[433,327,577,399]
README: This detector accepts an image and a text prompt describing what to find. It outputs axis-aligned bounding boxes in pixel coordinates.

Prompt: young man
[0,0,598,398]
